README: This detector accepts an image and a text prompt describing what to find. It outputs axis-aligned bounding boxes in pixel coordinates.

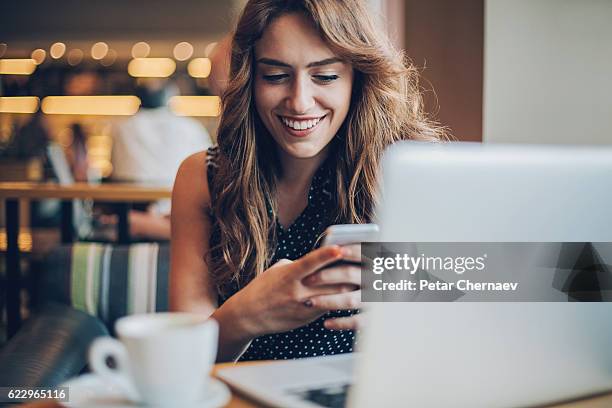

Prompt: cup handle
[88,337,140,401]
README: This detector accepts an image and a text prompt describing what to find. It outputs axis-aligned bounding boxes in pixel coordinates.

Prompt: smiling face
[254,12,353,163]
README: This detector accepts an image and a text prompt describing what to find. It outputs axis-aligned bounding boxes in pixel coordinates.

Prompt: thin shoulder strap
[205,146,219,214]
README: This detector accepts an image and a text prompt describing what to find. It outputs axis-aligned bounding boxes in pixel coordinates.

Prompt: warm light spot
[87,146,109,156]
[90,158,113,178]
[50,42,66,59]
[91,42,109,60]
[187,58,212,78]
[101,49,117,66]
[169,96,220,117]
[131,42,151,58]
[0,59,37,75]
[173,42,194,61]
[204,42,218,57]
[0,43,7,58]
[87,132,113,177]
[0,122,12,142]
[67,49,84,66]
[57,127,74,147]
[128,58,176,78]
[0,230,33,252]
[41,96,141,116]
[0,96,40,113]
[31,49,47,65]
[87,134,113,149]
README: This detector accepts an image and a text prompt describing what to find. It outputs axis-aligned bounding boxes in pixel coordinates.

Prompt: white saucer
[60,374,231,408]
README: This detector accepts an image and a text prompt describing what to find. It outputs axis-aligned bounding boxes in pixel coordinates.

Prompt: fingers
[303,283,357,299]
[324,315,362,331]
[270,258,293,269]
[292,246,343,279]
[303,264,361,286]
[310,290,361,311]
[339,244,361,263]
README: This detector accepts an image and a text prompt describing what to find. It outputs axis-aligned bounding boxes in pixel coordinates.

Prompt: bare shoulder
[173,150,211,210]
[170,150,217,314]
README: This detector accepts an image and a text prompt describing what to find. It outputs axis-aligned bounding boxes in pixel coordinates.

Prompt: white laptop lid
[351,142,612,408]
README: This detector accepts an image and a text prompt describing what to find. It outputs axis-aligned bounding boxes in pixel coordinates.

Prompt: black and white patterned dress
[206,146,358,361]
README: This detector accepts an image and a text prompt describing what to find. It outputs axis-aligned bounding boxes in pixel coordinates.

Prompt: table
[0,182,172,337]
[16,361,612,408]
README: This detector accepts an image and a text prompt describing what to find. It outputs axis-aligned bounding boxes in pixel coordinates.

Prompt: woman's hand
[222,245,356,339]
[302,244,364,331]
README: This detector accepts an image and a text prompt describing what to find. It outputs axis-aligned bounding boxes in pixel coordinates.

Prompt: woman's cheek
[256,84,284,111]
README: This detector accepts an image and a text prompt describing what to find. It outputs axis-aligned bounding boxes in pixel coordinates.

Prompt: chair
[0,242,170,387]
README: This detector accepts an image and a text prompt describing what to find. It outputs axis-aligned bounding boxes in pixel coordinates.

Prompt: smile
[279,115,325,131]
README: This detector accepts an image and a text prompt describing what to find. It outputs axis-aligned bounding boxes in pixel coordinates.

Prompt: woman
[170,0,445,362]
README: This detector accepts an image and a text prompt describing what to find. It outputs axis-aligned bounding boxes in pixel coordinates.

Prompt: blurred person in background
[110,79,212,239]
[67,123,89,182]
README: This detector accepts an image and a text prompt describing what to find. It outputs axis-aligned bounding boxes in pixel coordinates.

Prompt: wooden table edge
[0,182,171,201]
[14,362,612,408]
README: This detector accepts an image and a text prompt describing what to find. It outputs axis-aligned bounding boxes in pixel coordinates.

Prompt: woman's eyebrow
[306,57,342,68]
[256,57,343,68]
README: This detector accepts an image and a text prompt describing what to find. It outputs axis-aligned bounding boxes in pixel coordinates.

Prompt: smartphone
[321,223,379,247]
[320,224,378,268]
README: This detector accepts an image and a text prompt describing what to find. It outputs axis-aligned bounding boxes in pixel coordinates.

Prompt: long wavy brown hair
[209,0,446,295]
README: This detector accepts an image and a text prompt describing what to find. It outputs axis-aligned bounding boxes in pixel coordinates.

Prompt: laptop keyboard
[291,383,351,408]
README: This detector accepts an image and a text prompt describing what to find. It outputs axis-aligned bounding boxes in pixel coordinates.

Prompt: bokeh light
[128,58,176,78]
[67,49,84,66]
[101,49,117,66]
[173,42,194,61]
[0,96,40,113]
[131,42,151,58]
[41,96,141,116]
[0,59,37,75]
[31,49,47,65]
[91,42,109,60]
[50,42,66,59]
[169,96,221,117]
[187,58,212,78]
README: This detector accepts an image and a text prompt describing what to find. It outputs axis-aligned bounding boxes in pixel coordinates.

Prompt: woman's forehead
[255,13,339,65]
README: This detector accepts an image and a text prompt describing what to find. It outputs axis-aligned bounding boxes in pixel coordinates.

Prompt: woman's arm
[170,152,253,361]
[170,152,365,361]
[170,151,216,313]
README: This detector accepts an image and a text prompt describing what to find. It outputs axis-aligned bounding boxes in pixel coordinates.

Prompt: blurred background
[1,0,244,181]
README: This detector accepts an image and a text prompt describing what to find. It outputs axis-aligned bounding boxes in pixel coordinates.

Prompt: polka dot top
[206,146,358,361]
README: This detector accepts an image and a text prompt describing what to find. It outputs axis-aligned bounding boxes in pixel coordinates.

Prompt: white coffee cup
[89,313,218,406]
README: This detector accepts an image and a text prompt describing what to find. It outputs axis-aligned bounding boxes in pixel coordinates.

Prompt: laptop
[217,141,612,408]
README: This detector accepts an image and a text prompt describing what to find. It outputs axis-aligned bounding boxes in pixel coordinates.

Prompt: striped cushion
[37,243,170,329]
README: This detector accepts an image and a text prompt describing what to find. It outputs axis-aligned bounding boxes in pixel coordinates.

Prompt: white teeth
[280,116,323,131]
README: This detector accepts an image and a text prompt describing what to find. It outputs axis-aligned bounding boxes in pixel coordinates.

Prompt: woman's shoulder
[174,148,215,210]
[177,145,219,180]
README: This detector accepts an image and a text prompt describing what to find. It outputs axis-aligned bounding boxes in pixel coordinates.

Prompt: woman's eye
[313,74,339,83]
[262,74,289,83]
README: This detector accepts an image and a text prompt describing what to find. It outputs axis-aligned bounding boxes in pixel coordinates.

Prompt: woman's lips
[277,114,326,137]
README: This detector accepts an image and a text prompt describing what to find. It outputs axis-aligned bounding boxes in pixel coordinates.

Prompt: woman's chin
[278,141,329,160]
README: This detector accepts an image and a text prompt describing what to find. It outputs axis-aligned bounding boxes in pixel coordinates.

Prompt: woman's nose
[285,75,315,114]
